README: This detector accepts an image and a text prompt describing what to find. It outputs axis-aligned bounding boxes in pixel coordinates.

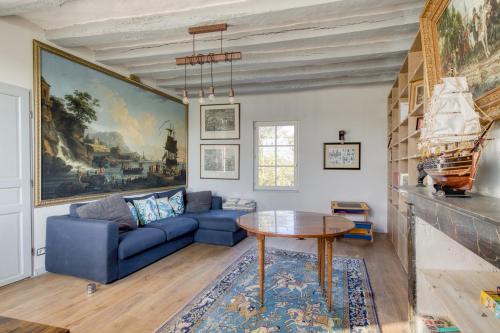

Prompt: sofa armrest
[45,215,119,284]
[211,196,223,210]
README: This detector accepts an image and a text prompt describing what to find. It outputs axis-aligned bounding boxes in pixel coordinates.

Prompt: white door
[0,82,32,287]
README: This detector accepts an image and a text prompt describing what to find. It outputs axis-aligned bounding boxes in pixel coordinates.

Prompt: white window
[254,121,298,190]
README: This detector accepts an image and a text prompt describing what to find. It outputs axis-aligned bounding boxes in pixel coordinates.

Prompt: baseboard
[34,267,47,276]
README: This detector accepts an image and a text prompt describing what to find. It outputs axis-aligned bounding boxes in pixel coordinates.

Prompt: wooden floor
[0,234,408,333]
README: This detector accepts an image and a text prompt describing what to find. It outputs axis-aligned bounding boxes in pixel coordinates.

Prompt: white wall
[0,17,135,275]
[188,85,390,232]
[473,126,500,198]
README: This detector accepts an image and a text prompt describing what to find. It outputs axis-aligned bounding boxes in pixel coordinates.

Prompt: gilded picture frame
[421,0,500,119]
[33,40,189,207]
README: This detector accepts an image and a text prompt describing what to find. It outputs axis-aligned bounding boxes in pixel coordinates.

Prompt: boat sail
[419,77,493,196]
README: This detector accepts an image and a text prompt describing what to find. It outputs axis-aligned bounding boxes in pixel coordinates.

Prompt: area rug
[156,248,380,333]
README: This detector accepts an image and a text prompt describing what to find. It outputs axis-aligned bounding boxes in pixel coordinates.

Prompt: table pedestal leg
[327,238,333,312]
[258,234,265,305]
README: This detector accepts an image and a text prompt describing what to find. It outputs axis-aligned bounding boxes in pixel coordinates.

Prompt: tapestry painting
[34,41,187,206]
[437,0,499,98]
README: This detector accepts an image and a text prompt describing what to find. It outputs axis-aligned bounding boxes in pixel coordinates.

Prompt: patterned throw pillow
[156,197,176,219]
[169,190,185,215]
[127,202,139,227]
[133,196,160,225]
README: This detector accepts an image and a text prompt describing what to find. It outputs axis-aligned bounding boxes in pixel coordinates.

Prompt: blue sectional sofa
[45,188,248,284]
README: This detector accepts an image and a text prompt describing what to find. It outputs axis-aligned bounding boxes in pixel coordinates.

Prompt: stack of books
[222,198,256,212]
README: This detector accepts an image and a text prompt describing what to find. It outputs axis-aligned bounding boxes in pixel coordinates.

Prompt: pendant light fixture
[175,24,241,104]
[182,59,189,105]
[208,54,215,101]
[198,62,205,104]
[228,58,235,104]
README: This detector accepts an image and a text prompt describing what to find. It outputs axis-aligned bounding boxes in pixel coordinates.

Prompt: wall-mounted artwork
[200,144,240,179]
[409,79,425,111]
[33,41,188,206]
[323,142,361,170]
[421,0,500,119]
[200,103,240,140]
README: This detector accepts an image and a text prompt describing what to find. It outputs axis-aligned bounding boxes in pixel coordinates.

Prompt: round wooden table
[237,210,355,311]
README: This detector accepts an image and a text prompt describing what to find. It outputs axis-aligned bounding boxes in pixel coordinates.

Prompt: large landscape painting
[34,41,187,206]
[437,0,499,98]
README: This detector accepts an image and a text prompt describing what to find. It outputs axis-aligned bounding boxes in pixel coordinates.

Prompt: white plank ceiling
[1,0,424,95]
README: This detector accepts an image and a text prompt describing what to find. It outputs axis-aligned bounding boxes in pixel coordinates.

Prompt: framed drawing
[200,144,240,179]
[323,142,361,170]
[33,40,188,207]
[416,117,424,131]
[200,103,240,139]
[409,79,425,111]
[421,0,500,119]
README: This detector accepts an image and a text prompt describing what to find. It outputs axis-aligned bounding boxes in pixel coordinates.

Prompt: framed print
[200,144,240,179]
[33,40,188,207]
[200,103,240,139]
[421,0,500,119]
[409,79,425,111]
[416,117,424,131]
[323,142,361,170]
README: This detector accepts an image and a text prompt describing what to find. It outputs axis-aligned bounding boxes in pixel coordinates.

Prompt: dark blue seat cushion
[145,217,198,241]
[184,210,246,232]
[118,228,166,260]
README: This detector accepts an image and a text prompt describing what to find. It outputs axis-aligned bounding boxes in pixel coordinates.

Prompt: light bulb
[228,88,235,104]
[182,89,189,105]
[208,86,215,101]
[198,89,205,104]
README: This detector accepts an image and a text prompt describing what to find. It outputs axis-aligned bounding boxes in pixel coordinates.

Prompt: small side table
[331,201,373,242]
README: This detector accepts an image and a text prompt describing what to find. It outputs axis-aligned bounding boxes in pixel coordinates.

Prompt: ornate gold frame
[33,40,189,207]
[421,0,500,119]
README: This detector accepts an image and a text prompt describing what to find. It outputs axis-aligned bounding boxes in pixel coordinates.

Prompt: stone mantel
[406,186,500,269]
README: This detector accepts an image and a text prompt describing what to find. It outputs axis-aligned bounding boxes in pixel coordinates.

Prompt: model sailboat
[419,77,494,196]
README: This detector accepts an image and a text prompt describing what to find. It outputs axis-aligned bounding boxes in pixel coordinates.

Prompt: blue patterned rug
[157,248,380,333]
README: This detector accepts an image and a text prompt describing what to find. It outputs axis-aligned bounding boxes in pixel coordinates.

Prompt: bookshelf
[387,31,425,272]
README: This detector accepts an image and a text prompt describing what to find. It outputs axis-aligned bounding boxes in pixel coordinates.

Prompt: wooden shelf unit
[418,270,500,332]
[387,32,425,273]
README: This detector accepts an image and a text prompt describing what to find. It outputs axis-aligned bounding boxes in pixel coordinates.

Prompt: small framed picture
[416,117,424,131]
[323,142,361,170]
[410,80,424,111]
[200,103,240,140]
[200,144,240,179]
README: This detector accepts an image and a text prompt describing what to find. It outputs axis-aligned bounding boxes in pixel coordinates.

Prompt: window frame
[253,120,299,191]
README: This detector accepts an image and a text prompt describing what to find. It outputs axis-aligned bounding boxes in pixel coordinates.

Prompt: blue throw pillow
[156,197,176,219]
[133,196,160,225]
[169,190,185,215]
[127,202,139,227]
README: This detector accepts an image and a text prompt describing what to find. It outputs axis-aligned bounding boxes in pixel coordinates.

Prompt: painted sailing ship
[419,77,494,196]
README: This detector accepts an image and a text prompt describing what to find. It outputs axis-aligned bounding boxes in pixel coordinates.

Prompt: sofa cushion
[118,228,166,260]
[185,191,212,213]
[185,210,246,232]
[168,190,185,215]
[145,217,198,241]
[156,197,176,219]
[132,196,160,226]
[76,194,137,231]
[157,187,186,199]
